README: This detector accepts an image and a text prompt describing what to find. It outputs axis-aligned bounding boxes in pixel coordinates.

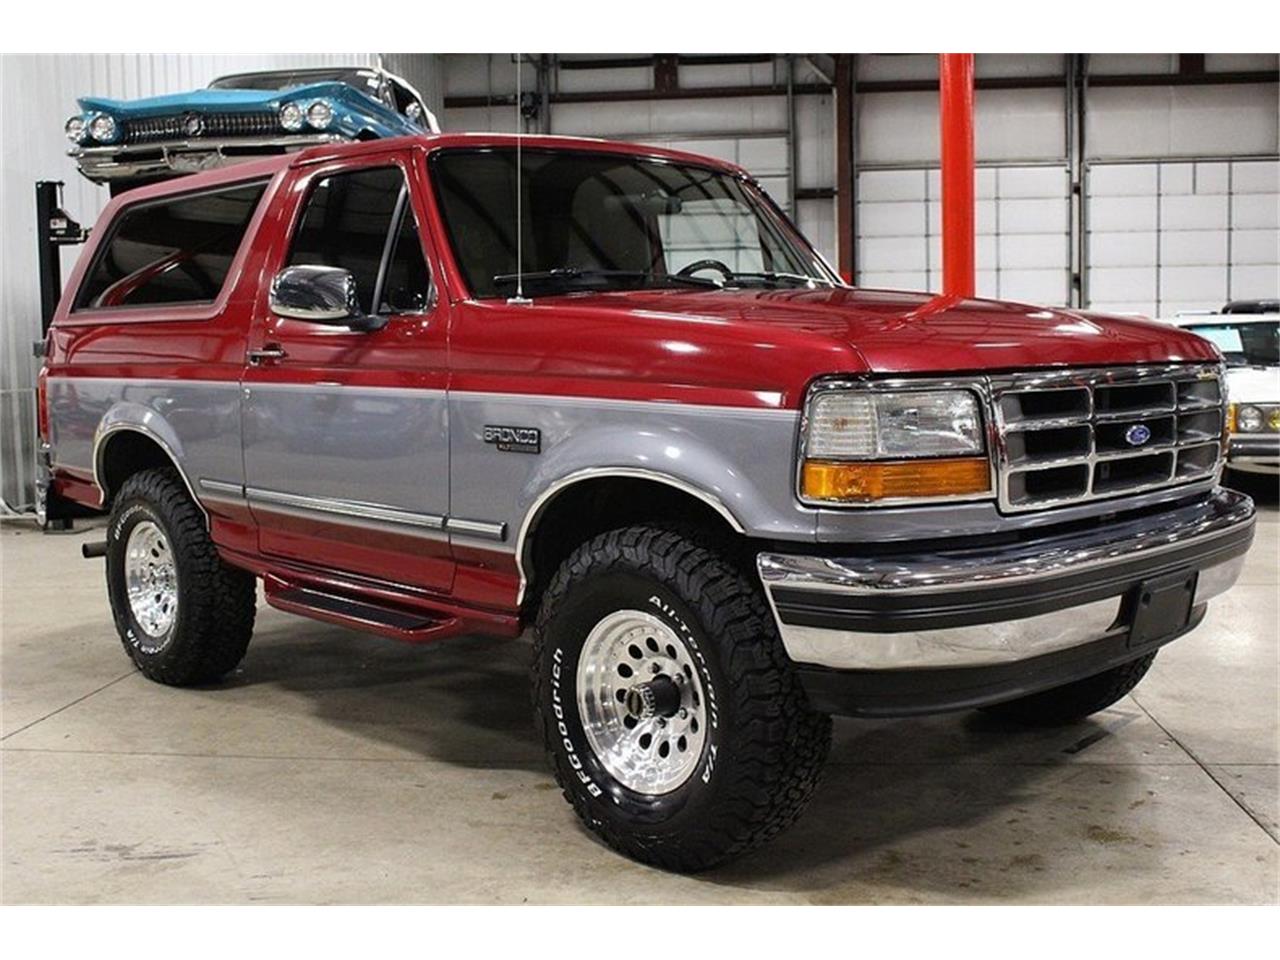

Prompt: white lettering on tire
[647,594,719,784]
[551,647,603,798]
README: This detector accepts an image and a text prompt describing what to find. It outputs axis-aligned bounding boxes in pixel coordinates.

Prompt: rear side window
[75,181,267,310]
[286,165,431,315]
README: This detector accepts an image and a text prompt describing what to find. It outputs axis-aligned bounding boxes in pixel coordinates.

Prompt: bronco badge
[483,424,542,454]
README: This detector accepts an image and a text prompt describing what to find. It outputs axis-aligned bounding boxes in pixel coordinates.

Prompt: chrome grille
[123,112,279,145]
[993,364,1225,512]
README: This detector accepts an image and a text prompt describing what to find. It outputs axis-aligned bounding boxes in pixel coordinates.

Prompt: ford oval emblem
[1125,424,1152,447]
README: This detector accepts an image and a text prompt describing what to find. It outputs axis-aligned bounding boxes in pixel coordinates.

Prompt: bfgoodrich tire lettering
[106,468,256,685]
[532,525,831,872]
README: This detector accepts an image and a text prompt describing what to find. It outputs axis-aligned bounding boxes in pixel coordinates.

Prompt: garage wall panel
[1086,85,1279,160]
[858,164,1070,304]
[1086,158,1279,317]
[858,88,1065,166]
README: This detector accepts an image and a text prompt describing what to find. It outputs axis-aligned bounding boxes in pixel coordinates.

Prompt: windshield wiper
[492,268,721,292]
[723,271,829,289]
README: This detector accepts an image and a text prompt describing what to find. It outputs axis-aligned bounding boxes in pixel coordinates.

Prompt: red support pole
[939,53,976,298]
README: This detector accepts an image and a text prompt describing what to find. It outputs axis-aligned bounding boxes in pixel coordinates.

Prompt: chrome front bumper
[758,487,1255,673]
[72,135,343,182]
[1228,435,1280,475]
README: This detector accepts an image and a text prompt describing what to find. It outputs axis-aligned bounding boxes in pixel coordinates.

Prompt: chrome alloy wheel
[576,609,708,795]
[124,520,178,647]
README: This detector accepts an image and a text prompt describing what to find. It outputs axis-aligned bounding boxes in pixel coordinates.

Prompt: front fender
[511,409,814,542]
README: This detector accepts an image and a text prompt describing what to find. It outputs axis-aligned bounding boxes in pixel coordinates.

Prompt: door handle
[247,345,288,365]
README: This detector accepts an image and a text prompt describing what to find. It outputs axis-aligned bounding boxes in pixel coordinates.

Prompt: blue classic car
[65,66,439,193]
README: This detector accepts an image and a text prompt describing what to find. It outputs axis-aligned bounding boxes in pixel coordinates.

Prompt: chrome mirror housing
[270,265,384,331]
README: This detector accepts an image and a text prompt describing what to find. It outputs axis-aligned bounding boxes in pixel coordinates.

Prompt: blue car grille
[123,112,280,144]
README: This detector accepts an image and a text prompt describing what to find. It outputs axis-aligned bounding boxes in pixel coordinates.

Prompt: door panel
[241,154,453,592]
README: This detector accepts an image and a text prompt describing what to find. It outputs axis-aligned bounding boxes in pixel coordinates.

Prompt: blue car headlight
[88,113,118,143]
[306,100,333,130]
[279,102,305,132]
[65,115,87,143]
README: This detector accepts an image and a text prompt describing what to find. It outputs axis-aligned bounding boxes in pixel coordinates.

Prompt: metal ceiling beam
[444,68,1276,110]
[444,82,832,109]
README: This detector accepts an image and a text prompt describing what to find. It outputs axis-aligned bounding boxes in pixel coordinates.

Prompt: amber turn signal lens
[1226,403,1236,436]
[802,457,992,503]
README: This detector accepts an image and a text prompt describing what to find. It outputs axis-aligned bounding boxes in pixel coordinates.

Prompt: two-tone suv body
[39,134,1256,871]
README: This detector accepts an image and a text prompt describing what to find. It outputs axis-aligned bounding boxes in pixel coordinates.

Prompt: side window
[380,205,431,313]
[75,181,266,310]
[286,166,430,315]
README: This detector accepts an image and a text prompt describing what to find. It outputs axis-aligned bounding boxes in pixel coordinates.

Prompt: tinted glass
[431,148,829,299]
[1186,321,1279,367]
[379,206,431,313]
[287,167,411,315]
[75,182,266,310]
[208,69,374,93]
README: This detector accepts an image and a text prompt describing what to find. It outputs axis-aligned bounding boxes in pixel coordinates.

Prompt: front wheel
[531,525,831,872]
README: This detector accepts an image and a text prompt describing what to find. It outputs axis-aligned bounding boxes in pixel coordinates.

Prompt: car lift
[32,180,90,530]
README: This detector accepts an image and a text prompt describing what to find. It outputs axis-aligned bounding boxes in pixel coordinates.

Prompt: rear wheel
[980,653,1157,726]
[531,525,831,872]
[106,468,256,685]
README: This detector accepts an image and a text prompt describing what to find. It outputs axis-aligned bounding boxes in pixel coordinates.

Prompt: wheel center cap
[625,675,682,720]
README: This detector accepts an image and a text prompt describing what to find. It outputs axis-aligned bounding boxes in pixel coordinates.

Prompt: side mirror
[269,265,387,332]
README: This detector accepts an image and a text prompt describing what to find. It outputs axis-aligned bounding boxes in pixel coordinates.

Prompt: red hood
[553,286,1218,375]
[451,286,1220,411]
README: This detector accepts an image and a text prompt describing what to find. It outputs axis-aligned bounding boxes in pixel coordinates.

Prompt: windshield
[429,148,836,299]
[209,69,375,93]
[1185,320,1279,367]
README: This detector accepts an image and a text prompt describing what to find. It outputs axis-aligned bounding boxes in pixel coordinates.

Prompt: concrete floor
[3,479,1277,904]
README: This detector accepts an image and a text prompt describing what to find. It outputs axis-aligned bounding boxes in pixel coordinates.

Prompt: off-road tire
[106,468,256,685]
[531,525,832,872]
[980,652,1157,726]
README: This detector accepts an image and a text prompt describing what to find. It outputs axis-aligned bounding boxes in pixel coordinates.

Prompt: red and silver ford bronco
[39,134,1256,871]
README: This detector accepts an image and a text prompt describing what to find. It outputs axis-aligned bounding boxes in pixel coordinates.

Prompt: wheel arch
[93,413,205,521]
[515,468,748,612]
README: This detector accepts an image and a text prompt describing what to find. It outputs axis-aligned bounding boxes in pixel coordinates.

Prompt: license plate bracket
[1128,570,1198,647]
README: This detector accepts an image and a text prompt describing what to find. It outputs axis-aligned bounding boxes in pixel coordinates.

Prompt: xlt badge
[484,425,542,454]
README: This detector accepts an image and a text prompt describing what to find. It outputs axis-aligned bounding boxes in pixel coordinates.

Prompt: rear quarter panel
[44,165,288,555]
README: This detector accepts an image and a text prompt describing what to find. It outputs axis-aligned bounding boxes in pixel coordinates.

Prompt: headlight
[88,114,117,142]
[800,387,991,504]
[65,115,86,143]
[1236,404,1264,433]
[279,102,305,132]
[306,100,333,130]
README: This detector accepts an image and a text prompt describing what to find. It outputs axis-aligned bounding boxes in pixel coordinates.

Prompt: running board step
[264,579,463,643]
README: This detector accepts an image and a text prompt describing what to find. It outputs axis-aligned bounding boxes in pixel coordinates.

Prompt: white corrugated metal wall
[441,53,1278,317]
[0,53,443,511]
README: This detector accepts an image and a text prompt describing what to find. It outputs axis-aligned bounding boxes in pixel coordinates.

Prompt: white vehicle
[1170,304,1280,475]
